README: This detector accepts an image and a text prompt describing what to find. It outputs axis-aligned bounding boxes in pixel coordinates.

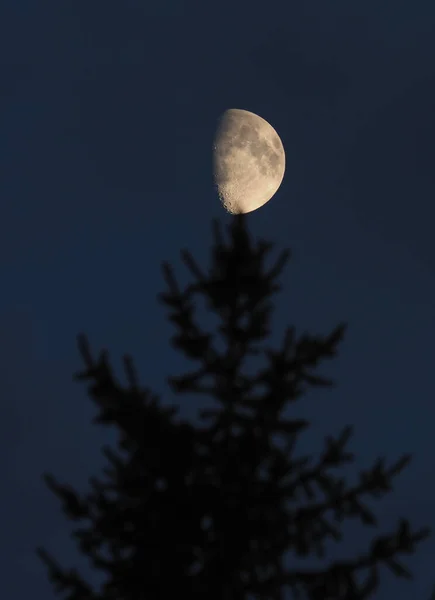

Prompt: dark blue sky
[2,1,435,598]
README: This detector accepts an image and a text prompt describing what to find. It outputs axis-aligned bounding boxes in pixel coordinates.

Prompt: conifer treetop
[37,215,431,600]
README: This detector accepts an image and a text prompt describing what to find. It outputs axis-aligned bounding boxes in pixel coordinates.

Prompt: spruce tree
[37,215,430,600]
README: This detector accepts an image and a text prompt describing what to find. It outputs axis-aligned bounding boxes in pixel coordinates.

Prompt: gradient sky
[2,1,435,599]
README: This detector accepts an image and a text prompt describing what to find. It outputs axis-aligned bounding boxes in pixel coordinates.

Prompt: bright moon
[212,108,285,214]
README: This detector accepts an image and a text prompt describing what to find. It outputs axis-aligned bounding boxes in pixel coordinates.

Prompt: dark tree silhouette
[37,215,430,600]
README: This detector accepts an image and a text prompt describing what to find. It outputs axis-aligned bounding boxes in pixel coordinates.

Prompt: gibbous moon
[213,108,285,214]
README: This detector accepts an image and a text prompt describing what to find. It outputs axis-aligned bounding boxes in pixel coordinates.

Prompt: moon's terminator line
[213,108,285,214]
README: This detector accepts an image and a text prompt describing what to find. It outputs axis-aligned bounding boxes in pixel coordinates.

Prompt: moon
[212,108,285,214]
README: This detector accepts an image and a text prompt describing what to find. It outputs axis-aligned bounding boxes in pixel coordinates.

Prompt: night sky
[2,1,435,598]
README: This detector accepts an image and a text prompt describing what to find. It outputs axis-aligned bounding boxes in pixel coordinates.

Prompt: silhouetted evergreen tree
[37,215,430,600]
